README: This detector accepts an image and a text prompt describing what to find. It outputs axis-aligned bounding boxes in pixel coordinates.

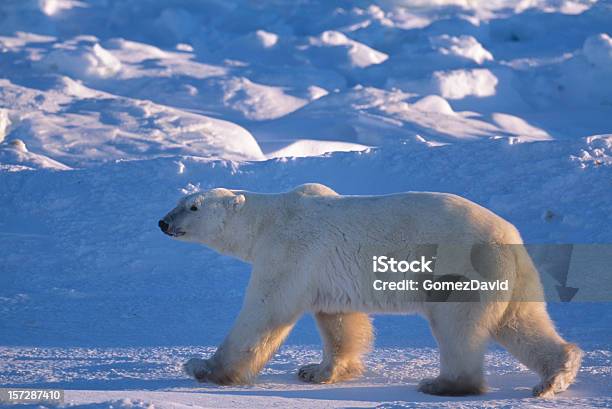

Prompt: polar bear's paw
[532,342,583,398]
[298,361,363,384]
[183,357,243,385]
[298,363,333,383]
[418,376,486,396]
[183,358,213,380]
[532,379,557,398]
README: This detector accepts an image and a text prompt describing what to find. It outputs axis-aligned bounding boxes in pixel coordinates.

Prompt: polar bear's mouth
[158,219,186,237]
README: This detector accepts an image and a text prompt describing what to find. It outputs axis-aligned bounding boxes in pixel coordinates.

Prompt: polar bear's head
[158,188,245,245]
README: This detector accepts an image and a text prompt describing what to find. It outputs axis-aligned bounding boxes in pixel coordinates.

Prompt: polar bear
[158,183,582,397]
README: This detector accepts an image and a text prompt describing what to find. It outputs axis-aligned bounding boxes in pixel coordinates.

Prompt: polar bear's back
[285,189,522,245]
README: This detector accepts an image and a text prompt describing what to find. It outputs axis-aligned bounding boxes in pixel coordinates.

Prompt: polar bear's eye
[190,205,198,211]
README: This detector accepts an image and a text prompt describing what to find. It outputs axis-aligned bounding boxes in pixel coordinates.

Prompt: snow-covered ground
[0,0,611,408]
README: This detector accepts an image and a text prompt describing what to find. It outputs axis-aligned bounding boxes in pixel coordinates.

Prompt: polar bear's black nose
[158,219,169,233]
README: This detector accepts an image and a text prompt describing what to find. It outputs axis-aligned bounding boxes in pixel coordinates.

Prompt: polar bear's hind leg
[298,312,373,383]
[419,305,489,396]
[494,303,583,397]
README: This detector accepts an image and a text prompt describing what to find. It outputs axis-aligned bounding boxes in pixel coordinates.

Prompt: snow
[268,140,371,158]
[432,69,499,99]
[308,31,389,68]
[0,139,71,171]
[1,344,611,408]
[0,0,611,408]
[0,78,265,166]
[582,33,612,67]
[42,39,122,79]
[221,77,309,121]
[39,0,85,17]
[411,95,456,116]
[255,30,279,49]
[0,108,10,143]
[491,113,551,141]
[430,35,494,65]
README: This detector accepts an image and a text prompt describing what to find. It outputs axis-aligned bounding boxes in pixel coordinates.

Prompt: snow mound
[307,85,329,101]
[412,95,456,116]
[106,38,169,63]
[308,31,388,68]
[256,86,506,147]
[0,139,72,171]
[492,113,551,141]
[583,33,612,69]
[430,35,494,64]
[545,32,612,108]
[0,109,10,143]
[42,37,122,79]
[432,69,498,99]
[268,139,370,158]
[39,0,85,16]
[222,77,308,121]
[0,79,265,166]
[255,30,279,48]
[104,38,226,82]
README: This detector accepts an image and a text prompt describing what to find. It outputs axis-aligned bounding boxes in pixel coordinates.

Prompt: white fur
[160,183,582,396]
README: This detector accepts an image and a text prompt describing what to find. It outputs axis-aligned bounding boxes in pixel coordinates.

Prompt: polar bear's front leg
[184,272,301,385]
[298,312,373,384]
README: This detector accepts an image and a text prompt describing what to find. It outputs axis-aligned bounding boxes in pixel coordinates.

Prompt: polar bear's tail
[493,246,583,398]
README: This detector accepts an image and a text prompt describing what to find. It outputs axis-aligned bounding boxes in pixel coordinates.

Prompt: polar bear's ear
[227,194,246,211]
